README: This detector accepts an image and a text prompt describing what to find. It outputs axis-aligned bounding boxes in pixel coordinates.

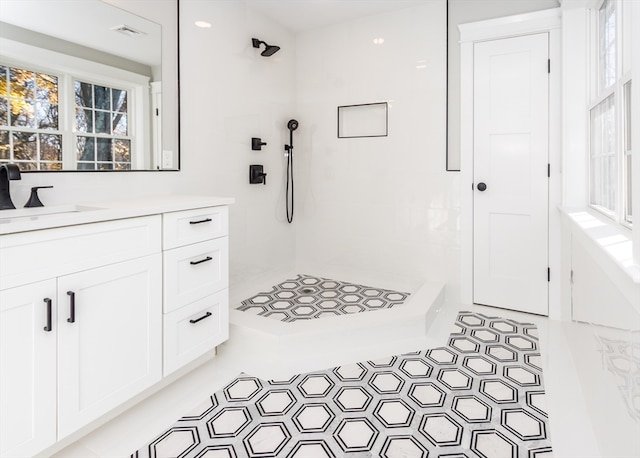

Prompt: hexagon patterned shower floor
[237,274,411,322]
[132,312,553,457]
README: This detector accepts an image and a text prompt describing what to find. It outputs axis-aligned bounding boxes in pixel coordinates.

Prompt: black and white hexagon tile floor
[237,274,411,322]
[132,311,552,458]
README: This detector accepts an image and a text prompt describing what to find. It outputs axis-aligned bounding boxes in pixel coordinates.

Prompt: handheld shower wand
[285,119,298,224]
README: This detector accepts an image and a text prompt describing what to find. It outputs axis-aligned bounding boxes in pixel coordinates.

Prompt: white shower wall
[293,1,460,299]
[178,1,298,288]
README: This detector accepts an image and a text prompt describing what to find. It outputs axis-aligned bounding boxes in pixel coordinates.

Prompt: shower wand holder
[249,164,267,185]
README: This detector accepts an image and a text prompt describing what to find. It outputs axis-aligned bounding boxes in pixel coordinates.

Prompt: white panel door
[57,254,162,438]
[0,280,57,457]
[473,33,549,315]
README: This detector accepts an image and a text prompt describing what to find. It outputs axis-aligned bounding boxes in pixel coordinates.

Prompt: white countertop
[0,195,235,235]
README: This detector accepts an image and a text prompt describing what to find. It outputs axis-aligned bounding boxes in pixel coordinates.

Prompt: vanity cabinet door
[56,254,162,439]
[0,280,57,458]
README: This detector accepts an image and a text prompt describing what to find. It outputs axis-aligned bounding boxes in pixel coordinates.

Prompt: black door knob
[477,182,487,191]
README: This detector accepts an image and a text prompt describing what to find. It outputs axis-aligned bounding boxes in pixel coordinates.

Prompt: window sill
[560,206,639,284]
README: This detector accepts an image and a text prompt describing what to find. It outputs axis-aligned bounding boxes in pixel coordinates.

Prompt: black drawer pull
[190,312,213,324]
[43,298,52,332]
[189,218,212,225]
[190,256,213,265]
[67,291,75,323]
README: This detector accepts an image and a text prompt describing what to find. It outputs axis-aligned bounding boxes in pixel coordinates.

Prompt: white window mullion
[587,0,632,228]
[614,0,624,226]
[632,0,640,266]
[615,79,623,224]
[61,74,75,170]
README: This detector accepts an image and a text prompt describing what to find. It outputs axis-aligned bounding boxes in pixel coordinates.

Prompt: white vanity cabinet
[162,206,229,376]
[0,197,232,457]
[0,216,162,457]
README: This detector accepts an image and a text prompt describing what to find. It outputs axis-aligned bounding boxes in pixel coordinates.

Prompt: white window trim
[561,0,639,281]
[620,74,632,228]
[0,37,150,170]
[586,0,633,228]
[632,0,640,267]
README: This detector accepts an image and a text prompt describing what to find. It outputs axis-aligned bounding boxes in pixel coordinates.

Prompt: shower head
[252,38,280,56]
[261,44,280,56]
[287,119,299,131]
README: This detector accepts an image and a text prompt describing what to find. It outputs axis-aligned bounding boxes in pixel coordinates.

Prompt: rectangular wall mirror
[0,0,179,172]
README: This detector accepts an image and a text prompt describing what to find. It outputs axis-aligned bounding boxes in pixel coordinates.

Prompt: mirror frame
[3,0,181,173]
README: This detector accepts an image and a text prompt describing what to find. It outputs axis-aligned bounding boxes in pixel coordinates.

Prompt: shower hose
[285,134,294,224]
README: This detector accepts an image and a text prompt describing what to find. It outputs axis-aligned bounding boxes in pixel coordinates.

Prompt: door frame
[459,8,563,318]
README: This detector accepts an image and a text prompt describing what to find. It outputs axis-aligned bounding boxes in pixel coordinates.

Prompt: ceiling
[0,0,431,65]
[245,0,431,33]
[0,0,161,66]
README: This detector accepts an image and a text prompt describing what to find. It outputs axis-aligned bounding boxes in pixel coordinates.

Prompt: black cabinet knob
[477,182,487,191]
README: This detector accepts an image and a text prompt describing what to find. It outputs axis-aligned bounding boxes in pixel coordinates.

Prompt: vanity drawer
[163,206,228,250]
[163,290,228,376]
[0,216,161,290]
[163,238,229,313]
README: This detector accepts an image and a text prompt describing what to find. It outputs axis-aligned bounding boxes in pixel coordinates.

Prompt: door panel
[473,33,549,315]
[57,255,162,438]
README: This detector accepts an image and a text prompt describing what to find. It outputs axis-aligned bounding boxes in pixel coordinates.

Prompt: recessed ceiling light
[195,21,212,28]
[373,38,384,45]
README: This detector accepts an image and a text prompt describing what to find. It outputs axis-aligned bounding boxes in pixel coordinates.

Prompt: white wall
[293,2,459,297]
[178,0,297,288]
[11,0,298,291]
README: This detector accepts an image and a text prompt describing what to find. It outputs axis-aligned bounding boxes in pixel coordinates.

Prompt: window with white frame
[0,63,135,171]
[0,65,63,170]
[589,0,632,225]
[74,80,132,170]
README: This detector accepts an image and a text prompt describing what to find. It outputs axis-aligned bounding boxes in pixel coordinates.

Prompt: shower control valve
[249,164,267,185]
[252,137,267,151]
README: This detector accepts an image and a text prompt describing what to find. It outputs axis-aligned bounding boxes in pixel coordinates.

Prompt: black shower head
[261,44,280,56]
[252,38,280,56]
[287,119,299,131]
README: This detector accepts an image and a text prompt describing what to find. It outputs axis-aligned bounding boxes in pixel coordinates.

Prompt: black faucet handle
[25,186,53,208]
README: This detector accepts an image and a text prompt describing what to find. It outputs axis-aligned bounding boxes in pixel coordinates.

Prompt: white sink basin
[0,204,103,222]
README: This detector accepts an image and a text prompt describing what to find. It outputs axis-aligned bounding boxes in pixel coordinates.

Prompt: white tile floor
[54,300,640,458]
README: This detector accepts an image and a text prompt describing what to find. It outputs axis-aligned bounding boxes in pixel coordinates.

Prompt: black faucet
[0,163,21,210]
